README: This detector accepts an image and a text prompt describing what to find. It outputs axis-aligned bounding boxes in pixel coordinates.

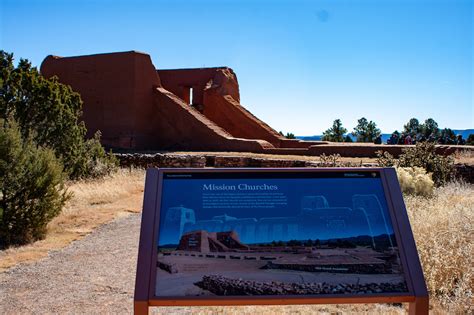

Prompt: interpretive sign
[135,168,428,314]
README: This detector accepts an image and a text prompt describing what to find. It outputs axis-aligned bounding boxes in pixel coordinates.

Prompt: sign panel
[135,168,428,314]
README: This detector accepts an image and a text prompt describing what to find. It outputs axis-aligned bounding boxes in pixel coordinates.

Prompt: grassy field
[0,167,472,313]
[404,181,473,313]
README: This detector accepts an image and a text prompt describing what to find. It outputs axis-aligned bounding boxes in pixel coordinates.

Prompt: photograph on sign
[155,172,408,297]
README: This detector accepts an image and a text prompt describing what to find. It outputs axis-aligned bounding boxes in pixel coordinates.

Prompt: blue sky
[1,0,472,135]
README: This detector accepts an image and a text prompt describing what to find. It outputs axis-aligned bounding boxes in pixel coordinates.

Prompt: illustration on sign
[155,173,408,297]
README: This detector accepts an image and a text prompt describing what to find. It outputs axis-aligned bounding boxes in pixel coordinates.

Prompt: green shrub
[0,120,69,248]
[375,150,395,167]
[376,142,455,186]
[398,142,454,186]
[396,167,434,197]
[83,131,118,178]
[0,50,116,179]
[467,134,474,145]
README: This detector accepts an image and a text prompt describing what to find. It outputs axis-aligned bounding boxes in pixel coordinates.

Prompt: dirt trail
[0,214,141,314]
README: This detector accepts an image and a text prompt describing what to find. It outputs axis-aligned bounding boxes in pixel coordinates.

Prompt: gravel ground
[0,214,141,314]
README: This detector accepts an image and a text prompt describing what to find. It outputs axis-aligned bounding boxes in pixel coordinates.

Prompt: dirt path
[0,214,141,314]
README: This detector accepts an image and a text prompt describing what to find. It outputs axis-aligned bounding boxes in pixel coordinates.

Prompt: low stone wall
[194,275,407,295]
[116,153,334,168]
[115,153,206,168]
[455,163,474,183]
[114,153,473,183]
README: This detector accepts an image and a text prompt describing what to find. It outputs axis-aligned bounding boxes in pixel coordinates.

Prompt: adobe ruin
[40,51,309,152]
[40,51,467,157]
[176,230,249,253]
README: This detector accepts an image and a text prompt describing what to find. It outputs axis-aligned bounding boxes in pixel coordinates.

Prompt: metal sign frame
[134,168,428,314]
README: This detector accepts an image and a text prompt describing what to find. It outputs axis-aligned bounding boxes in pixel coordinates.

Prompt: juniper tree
[322,119,347,142]
[351,117,381,142]
[0,120,69,247]
[0,50,116,179]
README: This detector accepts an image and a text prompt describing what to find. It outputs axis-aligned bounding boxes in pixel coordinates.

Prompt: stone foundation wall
[455,164,474,183]
[116,153,206,168]
[114,153,473,183]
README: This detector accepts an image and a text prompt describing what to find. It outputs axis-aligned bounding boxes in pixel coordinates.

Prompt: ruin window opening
[189,87,193,105]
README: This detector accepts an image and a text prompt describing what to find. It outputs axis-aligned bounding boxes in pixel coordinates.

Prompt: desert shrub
[375,150,395,167]
[83,131,118,178]
[0,120,69,248]
[396,167,434,197]
[398,142,454,186]
[319,153,340,167]
[0,50,116,179]
[376,142,455,186]
[405,182,473,313]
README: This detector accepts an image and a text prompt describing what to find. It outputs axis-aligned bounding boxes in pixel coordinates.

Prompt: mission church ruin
[41,51,316,153]
[40,51,464,157]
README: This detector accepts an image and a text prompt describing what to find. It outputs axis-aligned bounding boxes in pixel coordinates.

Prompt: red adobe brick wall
[40,51,271,151]
[159,67,286,147]
[158,67,240,107]
[41,51,161,148]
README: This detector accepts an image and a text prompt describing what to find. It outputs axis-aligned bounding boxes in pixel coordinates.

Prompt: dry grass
[0,168,145,272]
[405,181,474,313]
[453,149,474,165]
[396,167,434,197]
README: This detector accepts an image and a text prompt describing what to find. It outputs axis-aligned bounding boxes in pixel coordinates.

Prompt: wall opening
[189,87,193,105]
[182,86,191,104]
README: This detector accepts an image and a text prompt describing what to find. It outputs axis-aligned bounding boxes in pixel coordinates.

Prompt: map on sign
[154,171,408,297]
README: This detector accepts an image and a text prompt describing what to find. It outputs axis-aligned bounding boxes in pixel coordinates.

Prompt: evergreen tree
[351,117,381,142]
[440,128,456,143]
[466,134,474,145]
[421,118,439,138]
[322,119,347,142]
[403,118,421,136]
[0,51,116,179]
[0,120,69,247]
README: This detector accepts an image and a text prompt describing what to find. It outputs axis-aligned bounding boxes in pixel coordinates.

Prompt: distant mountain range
[297,129,474,143]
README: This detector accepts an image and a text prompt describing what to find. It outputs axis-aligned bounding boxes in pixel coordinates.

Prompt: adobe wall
[152,87,271,151]
[40,51,271,151]
[158,67,240,107]
[159,67,287,147]
[203,89,285,147]
[41,51,161,148]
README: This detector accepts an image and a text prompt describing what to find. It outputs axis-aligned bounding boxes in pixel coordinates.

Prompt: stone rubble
[194,275,408,296]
